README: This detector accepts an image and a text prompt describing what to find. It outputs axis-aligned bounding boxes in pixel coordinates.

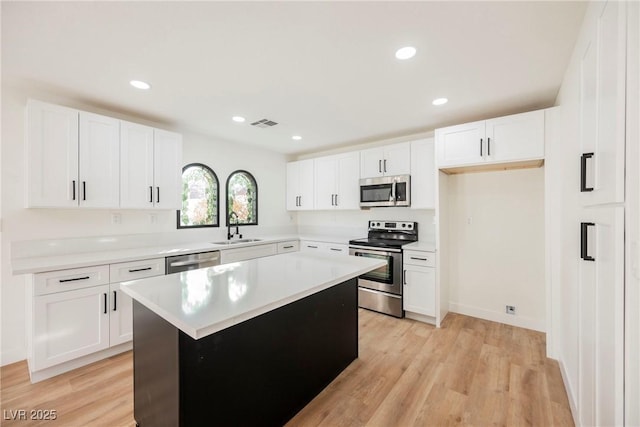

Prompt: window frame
[176,163,220,229]
[225,169,258,226]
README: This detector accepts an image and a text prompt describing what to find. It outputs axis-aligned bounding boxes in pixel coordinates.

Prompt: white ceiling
[2,1,587,155]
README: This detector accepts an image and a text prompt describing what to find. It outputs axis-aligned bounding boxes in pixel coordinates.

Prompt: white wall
[445,168,546,332]
[0,84,293,365]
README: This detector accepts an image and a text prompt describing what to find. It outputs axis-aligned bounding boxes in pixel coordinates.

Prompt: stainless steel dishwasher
[165,251,221,273]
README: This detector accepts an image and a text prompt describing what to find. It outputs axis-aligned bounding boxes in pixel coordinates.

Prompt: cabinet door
[314,156,338,210]
[410,138,435,209]
[120,121,154,209]
[286,162,301,210]
[153,129,183,209]
[435,120,485,168]
[32,285,110,371]
[297,159,315,210]
[485,110,544,163]
[335,152,360,209]
[383,142,411,176]
[403,265,435,316]
[580,1,626,206]
[78,112,120,208]
[26,100,79,208]
[109,284,133,346]
[578,206,624,426]
[360,147,385,178]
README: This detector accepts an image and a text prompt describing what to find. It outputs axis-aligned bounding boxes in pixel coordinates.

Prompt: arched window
[226,170,258,225]
[177,163,219,228]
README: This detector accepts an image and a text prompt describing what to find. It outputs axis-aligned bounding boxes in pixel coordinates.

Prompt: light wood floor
[0,311,574,426]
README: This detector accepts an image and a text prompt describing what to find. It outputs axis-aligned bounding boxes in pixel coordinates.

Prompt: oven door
[349,246,403,295]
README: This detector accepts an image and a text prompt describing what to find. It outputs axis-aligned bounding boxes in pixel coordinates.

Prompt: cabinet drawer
[34,265,110,296]
[403,250,435,267]
[221,243,277,264]
[300,241,324,252]
[325,243,348,255]
[277,241,299,254]
[110,257,165,282]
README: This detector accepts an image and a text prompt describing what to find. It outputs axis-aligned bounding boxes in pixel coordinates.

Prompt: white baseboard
[448,302,545,332]
[28,342,132,383]
[405,311,437,326]
[558,358,579,426]
[1,348,26,367]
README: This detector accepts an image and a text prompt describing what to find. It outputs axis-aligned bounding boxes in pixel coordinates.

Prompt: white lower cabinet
[33,284,110,371]
[220,243,278,264]
[300,240,349,255]
[403,250,437,320]
[277,240,300,254]
[109,284,132,346]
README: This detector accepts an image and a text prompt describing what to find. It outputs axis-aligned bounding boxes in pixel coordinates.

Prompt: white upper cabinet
[26,101,120,209]
[435,110,545,170]
[26,100,79,208]
[120,122,154,209]
[120,123,182,210]
[434,120,485,168]
[27,100,182,210]
[360,142,411,178]
[314,152,360,210]
[78,112,120,208]
[152,129,183,210]
[579,0,626,206]
[410,138,435,209]
[286,159,315,210]
[485,110,544,163]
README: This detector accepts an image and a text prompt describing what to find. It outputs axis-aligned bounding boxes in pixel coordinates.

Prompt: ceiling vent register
[251,119,278,128]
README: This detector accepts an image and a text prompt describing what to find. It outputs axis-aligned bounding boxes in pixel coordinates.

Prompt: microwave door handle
[391,181,396,203]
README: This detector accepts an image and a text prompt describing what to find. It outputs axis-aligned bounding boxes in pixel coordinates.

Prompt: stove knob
[407,224,412,228]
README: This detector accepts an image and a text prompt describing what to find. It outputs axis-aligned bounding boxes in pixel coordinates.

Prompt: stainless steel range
[349,220,418,318]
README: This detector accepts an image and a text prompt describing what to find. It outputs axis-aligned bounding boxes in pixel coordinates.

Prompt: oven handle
[358,286,402,299]
[349,244,402,254]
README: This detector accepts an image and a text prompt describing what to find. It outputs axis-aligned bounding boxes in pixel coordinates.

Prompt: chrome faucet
[227,211,242,240]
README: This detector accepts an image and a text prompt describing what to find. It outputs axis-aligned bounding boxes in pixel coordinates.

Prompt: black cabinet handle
[403,269,407,285]
[83,181,86,201]
[113,290,117,311]
[129,267,152,273]
[488,137,491,156]
[378,160,382,173]
[103,293,107,314]
[156,187,160,204]
[307,245,318,249]
[335,194,339,206]
[383,159,387,173]
[581,222,596,261]
[581,153,594,192]
[149,186,153,203]
[59,276,90,283]
[410,257,428,261]
[283,245,294,249]
[330,248,342,252]
[72,180,76,201]
[298,196,301,207]
[480,138,483,156]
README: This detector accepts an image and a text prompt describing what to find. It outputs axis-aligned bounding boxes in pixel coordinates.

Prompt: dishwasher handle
[169,256,219,268]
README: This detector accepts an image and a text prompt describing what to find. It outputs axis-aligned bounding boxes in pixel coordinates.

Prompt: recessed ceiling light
[292,135,302,141]
[232,116,246,123]
[129,80,151,90]
[395,46,416,60]
[432,98,448,106]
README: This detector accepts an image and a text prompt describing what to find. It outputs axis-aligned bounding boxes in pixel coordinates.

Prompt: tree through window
[226,170,258,225]
[177,163,219,228]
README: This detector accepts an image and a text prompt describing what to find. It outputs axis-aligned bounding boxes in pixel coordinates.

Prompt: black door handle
[581,153,594,192]
[487,137,491,156]
[581,222,595,261]
[378,160,382,173]
[480,138,483,156]
[149,186,153,203]
[103,293,108,314]
[156,187,160,204]
[72,180,76,201]
[113,290,117,311]
[83,181,86,201]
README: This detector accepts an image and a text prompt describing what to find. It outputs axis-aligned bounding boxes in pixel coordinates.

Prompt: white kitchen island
[120,252,385,427]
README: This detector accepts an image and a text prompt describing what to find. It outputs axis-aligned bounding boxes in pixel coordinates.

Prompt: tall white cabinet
[314,152,360,210]
[286,159,315,210]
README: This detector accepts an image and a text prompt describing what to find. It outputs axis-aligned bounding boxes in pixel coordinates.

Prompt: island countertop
[120,252,385,340]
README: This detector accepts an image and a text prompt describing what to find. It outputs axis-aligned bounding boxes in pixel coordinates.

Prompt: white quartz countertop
[403,241,437,252]
[120,252,385,340]
[11,235,308,275]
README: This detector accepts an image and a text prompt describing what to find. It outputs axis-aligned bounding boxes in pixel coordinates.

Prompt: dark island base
[133,278,358,427]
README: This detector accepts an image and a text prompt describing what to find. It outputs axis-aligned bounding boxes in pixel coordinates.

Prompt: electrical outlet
[111,213,121,225]
[506,305,516,315]
[149,213,157,224]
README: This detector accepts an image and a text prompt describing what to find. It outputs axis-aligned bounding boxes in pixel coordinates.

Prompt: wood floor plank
[1,311,574,427]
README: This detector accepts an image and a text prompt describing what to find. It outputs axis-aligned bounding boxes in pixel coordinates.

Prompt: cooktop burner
[348,220,418,249]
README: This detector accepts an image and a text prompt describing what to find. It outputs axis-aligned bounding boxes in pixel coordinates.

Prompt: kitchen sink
[211,238,263,245]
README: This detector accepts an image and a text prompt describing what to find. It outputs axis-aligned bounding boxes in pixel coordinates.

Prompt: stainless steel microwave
[359,175,411,208]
